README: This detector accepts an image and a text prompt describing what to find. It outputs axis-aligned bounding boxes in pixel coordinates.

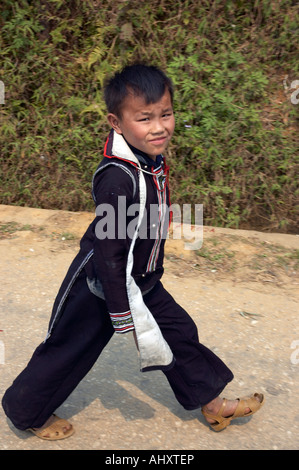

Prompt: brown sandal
[28,414,74,440]
[201,393,265,431]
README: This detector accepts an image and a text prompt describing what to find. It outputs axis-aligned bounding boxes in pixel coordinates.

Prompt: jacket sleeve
[92,165,136,333]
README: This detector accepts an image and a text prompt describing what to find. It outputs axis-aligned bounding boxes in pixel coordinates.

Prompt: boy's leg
[2,270,114,431]
[143,282,234,410]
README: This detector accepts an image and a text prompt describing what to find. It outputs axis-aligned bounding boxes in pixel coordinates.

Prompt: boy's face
[107,89,175,160]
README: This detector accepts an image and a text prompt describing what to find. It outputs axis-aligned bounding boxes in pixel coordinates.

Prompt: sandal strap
[201,398,228,423]
[233,393,264,418]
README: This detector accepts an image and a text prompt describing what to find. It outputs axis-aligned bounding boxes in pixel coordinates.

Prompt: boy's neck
[126,141,157,163]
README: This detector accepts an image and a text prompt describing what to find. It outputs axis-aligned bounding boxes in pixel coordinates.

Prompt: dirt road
[0,204,298,450]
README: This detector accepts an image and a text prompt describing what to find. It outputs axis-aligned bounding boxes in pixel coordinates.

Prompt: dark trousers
[2,271,233,430]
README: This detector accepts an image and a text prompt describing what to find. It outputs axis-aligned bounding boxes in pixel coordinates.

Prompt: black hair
[104,64,174,117]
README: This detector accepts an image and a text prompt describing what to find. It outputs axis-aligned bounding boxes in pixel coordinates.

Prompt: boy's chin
[147,145,168,157]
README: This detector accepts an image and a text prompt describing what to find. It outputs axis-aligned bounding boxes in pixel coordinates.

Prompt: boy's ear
[107,113,123,134]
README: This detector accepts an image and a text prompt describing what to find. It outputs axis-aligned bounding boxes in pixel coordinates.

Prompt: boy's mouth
[149,136,167,145]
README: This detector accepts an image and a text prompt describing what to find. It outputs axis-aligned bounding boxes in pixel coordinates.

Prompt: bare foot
[32,414,72,439]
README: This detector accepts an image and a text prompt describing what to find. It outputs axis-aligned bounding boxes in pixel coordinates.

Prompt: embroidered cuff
[109,310,134,333]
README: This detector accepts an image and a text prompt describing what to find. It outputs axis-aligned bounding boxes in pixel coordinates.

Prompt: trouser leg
[2,271,114,430]
[143,282,234,410]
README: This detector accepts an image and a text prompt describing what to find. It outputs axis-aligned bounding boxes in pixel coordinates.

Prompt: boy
[2,64,263,439]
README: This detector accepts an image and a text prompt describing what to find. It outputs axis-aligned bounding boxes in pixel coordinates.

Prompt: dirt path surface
[0,204,298,450]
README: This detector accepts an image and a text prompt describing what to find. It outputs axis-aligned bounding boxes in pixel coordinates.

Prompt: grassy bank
[0,0,298,232]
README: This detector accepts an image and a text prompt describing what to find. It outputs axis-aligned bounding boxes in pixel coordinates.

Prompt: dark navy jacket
[46,130,174,372]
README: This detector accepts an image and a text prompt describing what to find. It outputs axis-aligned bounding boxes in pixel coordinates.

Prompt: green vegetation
[0,0,298,232]
[0,221,33,237]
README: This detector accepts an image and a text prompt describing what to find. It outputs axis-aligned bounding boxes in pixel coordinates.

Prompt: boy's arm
[92,165,136,333]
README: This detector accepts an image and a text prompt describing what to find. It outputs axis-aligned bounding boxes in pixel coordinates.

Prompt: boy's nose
[151,119,164,134]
